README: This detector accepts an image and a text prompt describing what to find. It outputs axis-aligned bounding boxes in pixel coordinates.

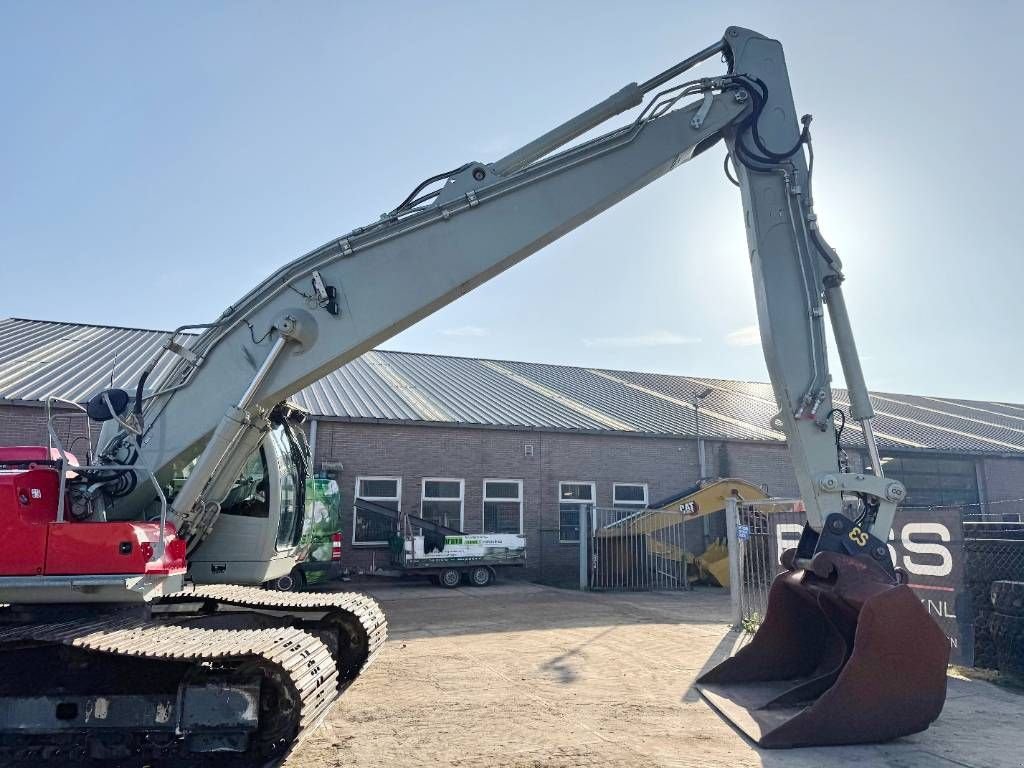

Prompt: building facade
[2,317,1022,585]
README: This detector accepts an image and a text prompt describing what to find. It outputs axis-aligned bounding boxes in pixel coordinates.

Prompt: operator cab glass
[219,449,270,518]
[270,424,305,551]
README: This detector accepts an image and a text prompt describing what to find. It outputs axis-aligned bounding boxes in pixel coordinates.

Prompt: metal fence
[725,499,805,627]
[962,514,1024,668]
[586,506,692,591]
[724,499,1024,669]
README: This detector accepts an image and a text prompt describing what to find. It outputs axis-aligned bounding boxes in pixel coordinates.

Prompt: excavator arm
[102,27,900,551]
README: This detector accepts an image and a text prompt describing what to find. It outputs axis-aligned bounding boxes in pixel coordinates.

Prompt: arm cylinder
[492,84,643,175]
[824,277,884,476]
[492,39,724,176]
[823,278,874,422]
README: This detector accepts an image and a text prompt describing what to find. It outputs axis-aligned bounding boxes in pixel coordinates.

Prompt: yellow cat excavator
[652,478,769,587]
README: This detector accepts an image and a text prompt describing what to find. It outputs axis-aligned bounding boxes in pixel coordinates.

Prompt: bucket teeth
[697,552,949,748]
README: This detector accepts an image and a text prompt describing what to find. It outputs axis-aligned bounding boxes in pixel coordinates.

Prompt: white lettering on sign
[884,529,898,567]
[30,488,42,499]
[775,523,803,564]
[901,523,953,577]
[923,599,957,619]
[769,521,955,577]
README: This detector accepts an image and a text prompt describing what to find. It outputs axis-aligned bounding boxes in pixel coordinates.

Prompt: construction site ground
[291,581,1024,768]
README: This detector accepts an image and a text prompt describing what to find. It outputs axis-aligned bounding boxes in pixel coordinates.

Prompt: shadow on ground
[321,579,732,639]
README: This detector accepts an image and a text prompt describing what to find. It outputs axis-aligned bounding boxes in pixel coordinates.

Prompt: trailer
[353,499,527,587]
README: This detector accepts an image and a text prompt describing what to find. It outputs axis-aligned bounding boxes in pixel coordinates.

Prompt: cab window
[220,449,270,518]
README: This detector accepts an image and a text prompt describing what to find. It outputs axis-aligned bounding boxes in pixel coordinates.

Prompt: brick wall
[311,421,807,584]
[0,404,95,457]
[4,401,1023,582]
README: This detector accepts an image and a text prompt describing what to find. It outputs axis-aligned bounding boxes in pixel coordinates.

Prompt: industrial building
[2,316,1022,585]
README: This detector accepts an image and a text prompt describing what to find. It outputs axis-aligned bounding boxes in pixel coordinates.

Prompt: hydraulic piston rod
[823,276,883,476]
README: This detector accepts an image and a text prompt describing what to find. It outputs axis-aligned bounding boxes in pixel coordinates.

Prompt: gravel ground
[289,581,1024,768]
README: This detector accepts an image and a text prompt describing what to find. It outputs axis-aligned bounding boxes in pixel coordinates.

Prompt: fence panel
[962,514,1024,668]
[729,500,804,628]
[588,506,692,591]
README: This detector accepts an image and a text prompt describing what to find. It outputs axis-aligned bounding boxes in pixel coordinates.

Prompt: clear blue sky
[2,2,1021,402]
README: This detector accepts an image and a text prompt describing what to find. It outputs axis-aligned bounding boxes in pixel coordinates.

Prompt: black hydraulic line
[828,407,847,470]
[731,135,779,173]
[394,163,472,213]
[723,153,740,187]
[725,76,809,170]
[637,41,726,93]
[133,369,149,444]
[741,76,809,161]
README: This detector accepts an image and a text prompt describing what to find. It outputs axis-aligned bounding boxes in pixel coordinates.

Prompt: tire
[991,581,1024,618]
[265,568,306,592]
[974,610,997,669]
[966,579,995,612]
[966,543,1024,583]
[438,568,462,589]
[990,612,1024,675]
[469,566,492,587]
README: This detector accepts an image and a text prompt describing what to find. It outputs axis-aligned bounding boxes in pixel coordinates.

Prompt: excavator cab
[184,405,312,587]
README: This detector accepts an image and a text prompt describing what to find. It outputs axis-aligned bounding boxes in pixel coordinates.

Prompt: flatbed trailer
[354,499,527,587]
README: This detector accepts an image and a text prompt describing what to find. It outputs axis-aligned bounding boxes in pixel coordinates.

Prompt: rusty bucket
[697,549,949,748]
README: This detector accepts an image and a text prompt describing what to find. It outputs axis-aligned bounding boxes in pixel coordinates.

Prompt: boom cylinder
[169,336,289,536]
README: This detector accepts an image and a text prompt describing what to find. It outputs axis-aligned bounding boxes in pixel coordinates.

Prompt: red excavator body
[0,447,186,580]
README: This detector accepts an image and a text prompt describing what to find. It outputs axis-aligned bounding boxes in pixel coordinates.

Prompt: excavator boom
[110,29,903,554]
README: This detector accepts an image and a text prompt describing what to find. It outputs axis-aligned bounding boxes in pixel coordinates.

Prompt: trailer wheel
[438,568,462,588]
[469,566,493,587]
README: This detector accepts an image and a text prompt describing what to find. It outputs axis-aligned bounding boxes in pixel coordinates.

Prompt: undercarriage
[0,586,387,767]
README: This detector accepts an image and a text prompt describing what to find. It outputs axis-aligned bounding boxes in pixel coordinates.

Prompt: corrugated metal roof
[0,318,191,404]
[2,317,1022,455]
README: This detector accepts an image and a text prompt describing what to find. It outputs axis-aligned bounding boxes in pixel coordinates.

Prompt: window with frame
[613,482,648,507]
[353,476,401,545]
[864,453,979,508]
[606,482,649,524]
[559,482,595,543]
[421,478,464,531]
[483,479,523,534]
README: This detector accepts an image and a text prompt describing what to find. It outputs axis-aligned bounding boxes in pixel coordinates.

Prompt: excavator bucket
[697,550,949,748]
[699,539,731,588]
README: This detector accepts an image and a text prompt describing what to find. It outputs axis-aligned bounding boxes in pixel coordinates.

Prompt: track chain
[162,585,388,682]
[0,587,387,766]
[0,615,336,765]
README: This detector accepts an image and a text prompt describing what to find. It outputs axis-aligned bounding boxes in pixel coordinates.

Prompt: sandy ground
[289,581,1024,768]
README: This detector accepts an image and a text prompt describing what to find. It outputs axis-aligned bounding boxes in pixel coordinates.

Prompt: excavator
[0,25,949,764]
